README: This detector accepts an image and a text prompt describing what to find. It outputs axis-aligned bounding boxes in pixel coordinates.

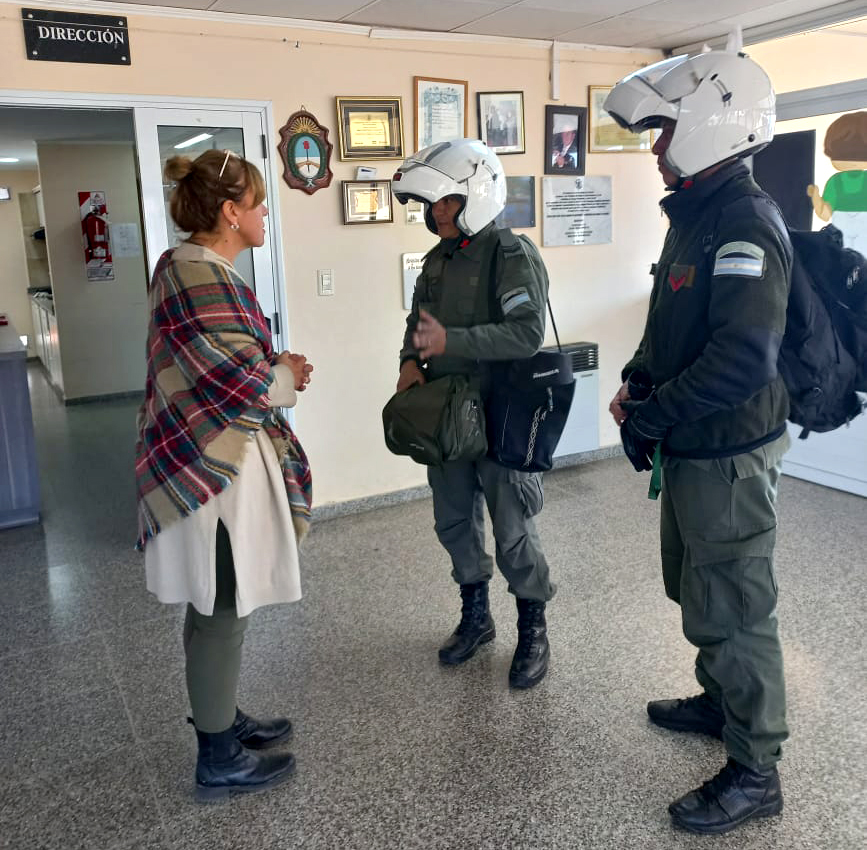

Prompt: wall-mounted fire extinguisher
[78,190,114,281]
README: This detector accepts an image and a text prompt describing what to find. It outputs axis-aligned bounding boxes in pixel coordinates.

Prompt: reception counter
[0,317,40,529]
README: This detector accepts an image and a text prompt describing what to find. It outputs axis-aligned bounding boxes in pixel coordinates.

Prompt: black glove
[620,394,672,473]
[626,369,654,402]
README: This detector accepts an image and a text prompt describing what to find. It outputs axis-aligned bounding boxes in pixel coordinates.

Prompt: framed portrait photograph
[342,180,394,225]
[477,91,525,154]
[588,86,658,153]
[544,105,587,176]
[335,97,404,160]
[495,176,535,229]
[414,76,468,151]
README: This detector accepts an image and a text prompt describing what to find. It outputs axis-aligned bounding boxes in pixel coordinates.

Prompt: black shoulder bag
[484,230,576,472]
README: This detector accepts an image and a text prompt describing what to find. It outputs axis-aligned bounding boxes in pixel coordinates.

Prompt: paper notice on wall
[402,252,426,310]
[542,176,612,247]
[112,223,142,258]
[79,190,114,280]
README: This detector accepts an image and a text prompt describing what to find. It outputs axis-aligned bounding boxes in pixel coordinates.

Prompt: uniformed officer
[392,139,555,689]
[605,51,792,834]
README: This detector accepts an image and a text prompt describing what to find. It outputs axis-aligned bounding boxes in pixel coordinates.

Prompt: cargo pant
[660,434,789,771]
[427,456,555,602]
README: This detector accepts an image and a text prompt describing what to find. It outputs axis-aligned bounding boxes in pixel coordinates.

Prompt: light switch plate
[317,269,334,296]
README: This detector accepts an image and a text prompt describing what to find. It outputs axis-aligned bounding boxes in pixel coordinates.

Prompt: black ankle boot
[509,598,549,689]
[669,758,783,834]
[647,693,725,739]
[232,708,293,750]
[194,726,296,802]
[438,581,496,666]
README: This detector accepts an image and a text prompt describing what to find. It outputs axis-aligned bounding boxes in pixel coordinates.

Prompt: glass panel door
[134,107,280,338]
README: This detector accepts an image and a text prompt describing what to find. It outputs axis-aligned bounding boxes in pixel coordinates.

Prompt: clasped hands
[276,350,314,391]
[609,372,671,472]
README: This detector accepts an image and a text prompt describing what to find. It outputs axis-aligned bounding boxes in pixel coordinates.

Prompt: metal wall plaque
[22,8,131,65]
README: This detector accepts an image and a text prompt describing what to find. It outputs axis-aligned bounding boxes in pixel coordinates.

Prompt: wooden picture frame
[335,96,404,160]
[588,86,658,153]
[342,180,394,224]
[414,76,468,152]
[544,105,587,176]
[477,91,525,154]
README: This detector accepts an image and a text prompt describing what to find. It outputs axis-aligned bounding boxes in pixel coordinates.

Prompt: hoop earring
[230,223,240,231]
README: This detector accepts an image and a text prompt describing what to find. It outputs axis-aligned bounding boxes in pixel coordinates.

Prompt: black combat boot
[509,598,549,689]
[647,693,725,739]
[669,758,783,834]
[194,726,296,802]
[232,708,293,750]
[438,581,496,665]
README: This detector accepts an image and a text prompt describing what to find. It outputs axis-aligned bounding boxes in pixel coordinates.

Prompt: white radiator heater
[549,342,600,457]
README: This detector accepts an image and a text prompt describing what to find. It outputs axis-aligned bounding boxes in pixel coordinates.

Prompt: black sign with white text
[22,8,131,65]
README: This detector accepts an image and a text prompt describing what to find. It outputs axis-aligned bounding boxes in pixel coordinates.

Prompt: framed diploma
[414,76,468,152]
[336,97,404,160]
[342,180,394,224]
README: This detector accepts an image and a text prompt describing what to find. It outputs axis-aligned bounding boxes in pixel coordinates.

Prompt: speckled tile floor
[1,363,865,849]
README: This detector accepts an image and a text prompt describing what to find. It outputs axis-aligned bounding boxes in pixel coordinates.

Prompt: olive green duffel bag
[382,375,487,466]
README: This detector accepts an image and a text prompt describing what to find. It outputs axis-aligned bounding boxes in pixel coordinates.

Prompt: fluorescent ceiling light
[174,133,213,149]
[0,157,20,163]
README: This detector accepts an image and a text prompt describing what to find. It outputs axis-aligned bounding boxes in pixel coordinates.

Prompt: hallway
[0,364,864,849]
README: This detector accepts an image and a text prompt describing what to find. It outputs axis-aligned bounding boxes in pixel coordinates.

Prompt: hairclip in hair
[218,149,237,181]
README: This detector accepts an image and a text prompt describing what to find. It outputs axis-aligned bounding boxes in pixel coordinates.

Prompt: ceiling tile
[91,0,215,8]
[624,0,771,25]
[210,0,373,19]
[455,7,604,39]
[342,0,515,31]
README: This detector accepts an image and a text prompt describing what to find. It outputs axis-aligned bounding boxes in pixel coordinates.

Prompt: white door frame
[0,88,290,351]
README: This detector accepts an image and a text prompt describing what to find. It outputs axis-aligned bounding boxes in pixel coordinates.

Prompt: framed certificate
[336,97,404,160]
[342,180,394,224]
[414,76,468,151]
[588,86,658,153]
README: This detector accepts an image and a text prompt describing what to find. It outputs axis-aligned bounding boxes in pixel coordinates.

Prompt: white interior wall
[0,169,39,353]
[36,142,148,400]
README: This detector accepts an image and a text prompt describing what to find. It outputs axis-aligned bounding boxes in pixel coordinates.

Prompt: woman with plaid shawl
[135,149,311,801]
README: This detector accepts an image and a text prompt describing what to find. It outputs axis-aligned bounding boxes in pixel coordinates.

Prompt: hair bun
[164,155,194,182]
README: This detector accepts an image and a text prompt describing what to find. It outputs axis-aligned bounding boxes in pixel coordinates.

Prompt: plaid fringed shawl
[135,246,312,549]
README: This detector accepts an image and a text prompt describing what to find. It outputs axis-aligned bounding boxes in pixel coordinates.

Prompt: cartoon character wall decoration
[807,111,867,255]
[79,190,114,281]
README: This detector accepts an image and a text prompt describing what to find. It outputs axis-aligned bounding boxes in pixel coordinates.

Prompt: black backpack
[718,194,867,438]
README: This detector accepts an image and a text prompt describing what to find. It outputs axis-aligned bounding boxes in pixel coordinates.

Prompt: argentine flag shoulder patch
[713,241,765,278]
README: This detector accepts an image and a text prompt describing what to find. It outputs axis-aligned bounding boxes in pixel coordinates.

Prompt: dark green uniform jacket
[624,162,793,458]
[400,223,548,382]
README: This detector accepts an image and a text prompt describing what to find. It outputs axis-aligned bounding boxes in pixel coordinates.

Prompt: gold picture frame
[342,180,394,225]
[588,86,658,153]
[335,96,404,160]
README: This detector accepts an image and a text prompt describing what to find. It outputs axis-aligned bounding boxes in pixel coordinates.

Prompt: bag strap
[485,227,563,352]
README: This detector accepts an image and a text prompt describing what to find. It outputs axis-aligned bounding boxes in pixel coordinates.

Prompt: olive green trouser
[660,452,788,771]
[183,521,250,733]
[427,456,555,602]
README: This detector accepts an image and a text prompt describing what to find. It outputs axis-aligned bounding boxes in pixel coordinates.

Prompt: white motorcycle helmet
[392,138,506,236]
[603,50,775,178]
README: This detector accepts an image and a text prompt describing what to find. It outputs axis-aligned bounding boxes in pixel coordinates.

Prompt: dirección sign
[22,8,131,65]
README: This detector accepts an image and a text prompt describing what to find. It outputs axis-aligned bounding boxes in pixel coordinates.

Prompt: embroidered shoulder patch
[713,241,765,278]
[501,287,530,315]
